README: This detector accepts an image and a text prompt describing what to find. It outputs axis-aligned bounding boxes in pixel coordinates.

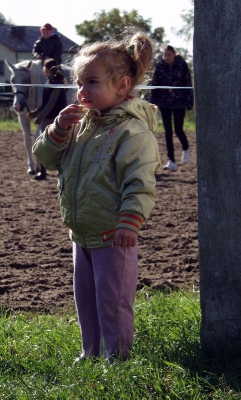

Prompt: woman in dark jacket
[149,45,194,170]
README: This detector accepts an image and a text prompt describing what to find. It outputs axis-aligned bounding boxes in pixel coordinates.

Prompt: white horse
[5,59,75,174]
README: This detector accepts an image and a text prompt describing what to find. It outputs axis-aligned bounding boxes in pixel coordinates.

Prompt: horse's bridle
[11,68,31,112]
[13,90,31,112]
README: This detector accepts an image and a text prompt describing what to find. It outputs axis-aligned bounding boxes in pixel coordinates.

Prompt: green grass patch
[0,106,196,134]
[0,107,20,132]
[1,289,241,399]
[0,107,36,132]
[184,109,196,133]
[157,109,196,134]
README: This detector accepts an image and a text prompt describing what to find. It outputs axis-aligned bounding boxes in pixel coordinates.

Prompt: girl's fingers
[59,104,85,120]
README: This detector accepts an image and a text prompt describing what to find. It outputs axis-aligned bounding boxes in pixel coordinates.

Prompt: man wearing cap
[32,23,63,64]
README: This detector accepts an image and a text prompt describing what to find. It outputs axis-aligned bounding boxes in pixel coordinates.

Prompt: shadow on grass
[136,286,241,396]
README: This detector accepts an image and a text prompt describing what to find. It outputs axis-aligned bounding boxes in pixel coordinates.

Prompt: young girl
[33,29,161,362]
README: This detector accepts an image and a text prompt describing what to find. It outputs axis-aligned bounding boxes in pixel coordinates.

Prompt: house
[0,25,79,83]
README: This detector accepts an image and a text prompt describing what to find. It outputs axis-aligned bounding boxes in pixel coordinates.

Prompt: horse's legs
[18,113,36,174]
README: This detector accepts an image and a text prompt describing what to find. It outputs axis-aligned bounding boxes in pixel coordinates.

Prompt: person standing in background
[149,45,194,171]
[28,58,67,180]
[32,23,63,65]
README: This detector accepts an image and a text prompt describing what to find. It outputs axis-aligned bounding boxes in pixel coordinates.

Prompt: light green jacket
[33,98,161,248]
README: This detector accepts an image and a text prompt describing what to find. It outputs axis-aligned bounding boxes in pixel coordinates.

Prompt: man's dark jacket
[32,33,63,64]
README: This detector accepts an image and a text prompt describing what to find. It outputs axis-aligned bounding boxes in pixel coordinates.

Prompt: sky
[1,0,193,52]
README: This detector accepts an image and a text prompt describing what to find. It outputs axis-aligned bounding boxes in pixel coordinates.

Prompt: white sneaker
[182,147,191,164]
[73,353,86,366]
[163,160,177,170]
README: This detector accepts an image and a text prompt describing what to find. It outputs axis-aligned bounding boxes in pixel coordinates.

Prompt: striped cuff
[48,119,72,146]
[100,229,116,243]
[117,213,143,233]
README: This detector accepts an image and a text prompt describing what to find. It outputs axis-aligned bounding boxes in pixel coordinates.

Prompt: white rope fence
[0,83,194,89]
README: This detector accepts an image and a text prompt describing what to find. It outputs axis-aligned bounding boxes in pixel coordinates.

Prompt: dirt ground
[0,128,199,312]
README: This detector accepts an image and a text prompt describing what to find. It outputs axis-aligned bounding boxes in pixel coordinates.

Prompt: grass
[0,107,196,134]
[0,107,36,132]
[0,107,20,132]
[1,288,241,399]
[157,109,196,134]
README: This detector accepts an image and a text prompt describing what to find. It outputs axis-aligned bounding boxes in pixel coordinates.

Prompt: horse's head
[5,60,32,113]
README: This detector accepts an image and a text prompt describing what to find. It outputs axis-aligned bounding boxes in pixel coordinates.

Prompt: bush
[0,105,17,121]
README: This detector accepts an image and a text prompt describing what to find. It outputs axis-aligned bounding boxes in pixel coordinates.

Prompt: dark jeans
[160,107,189,163]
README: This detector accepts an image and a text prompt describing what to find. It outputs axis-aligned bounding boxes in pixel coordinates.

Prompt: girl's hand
[57,104,85,131]
[112,228,137,248]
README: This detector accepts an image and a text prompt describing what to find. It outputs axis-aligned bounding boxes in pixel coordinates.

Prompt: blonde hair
[71,28,154,92]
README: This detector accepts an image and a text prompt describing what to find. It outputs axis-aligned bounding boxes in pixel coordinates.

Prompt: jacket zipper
[73,122,100,247]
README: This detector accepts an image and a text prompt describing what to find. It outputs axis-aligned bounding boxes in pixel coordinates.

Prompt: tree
[75,8,164,48]
[0,12,14,25]
[172,0,194,63]
[174,0,194,44]
[194,0,241,358]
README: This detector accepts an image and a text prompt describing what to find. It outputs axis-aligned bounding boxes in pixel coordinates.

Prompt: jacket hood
[79,98,158,133]
[112,98,158,133]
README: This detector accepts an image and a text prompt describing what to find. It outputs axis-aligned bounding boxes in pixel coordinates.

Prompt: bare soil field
[0,129,199,311]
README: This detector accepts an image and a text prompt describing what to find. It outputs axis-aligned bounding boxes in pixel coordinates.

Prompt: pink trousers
[73,242,139,360]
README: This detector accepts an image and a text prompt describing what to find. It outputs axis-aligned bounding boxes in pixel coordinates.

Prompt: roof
[0,25,79,53]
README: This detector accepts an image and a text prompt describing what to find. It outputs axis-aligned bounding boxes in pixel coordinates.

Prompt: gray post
[194,0,241,357]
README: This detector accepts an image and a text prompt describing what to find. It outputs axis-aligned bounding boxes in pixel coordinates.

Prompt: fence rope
[0,83,193,90]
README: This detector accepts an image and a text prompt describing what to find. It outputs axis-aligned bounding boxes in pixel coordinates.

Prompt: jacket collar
[83,108,128,126]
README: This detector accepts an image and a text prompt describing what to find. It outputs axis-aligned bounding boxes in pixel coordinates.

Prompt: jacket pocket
[81,178,121,224]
